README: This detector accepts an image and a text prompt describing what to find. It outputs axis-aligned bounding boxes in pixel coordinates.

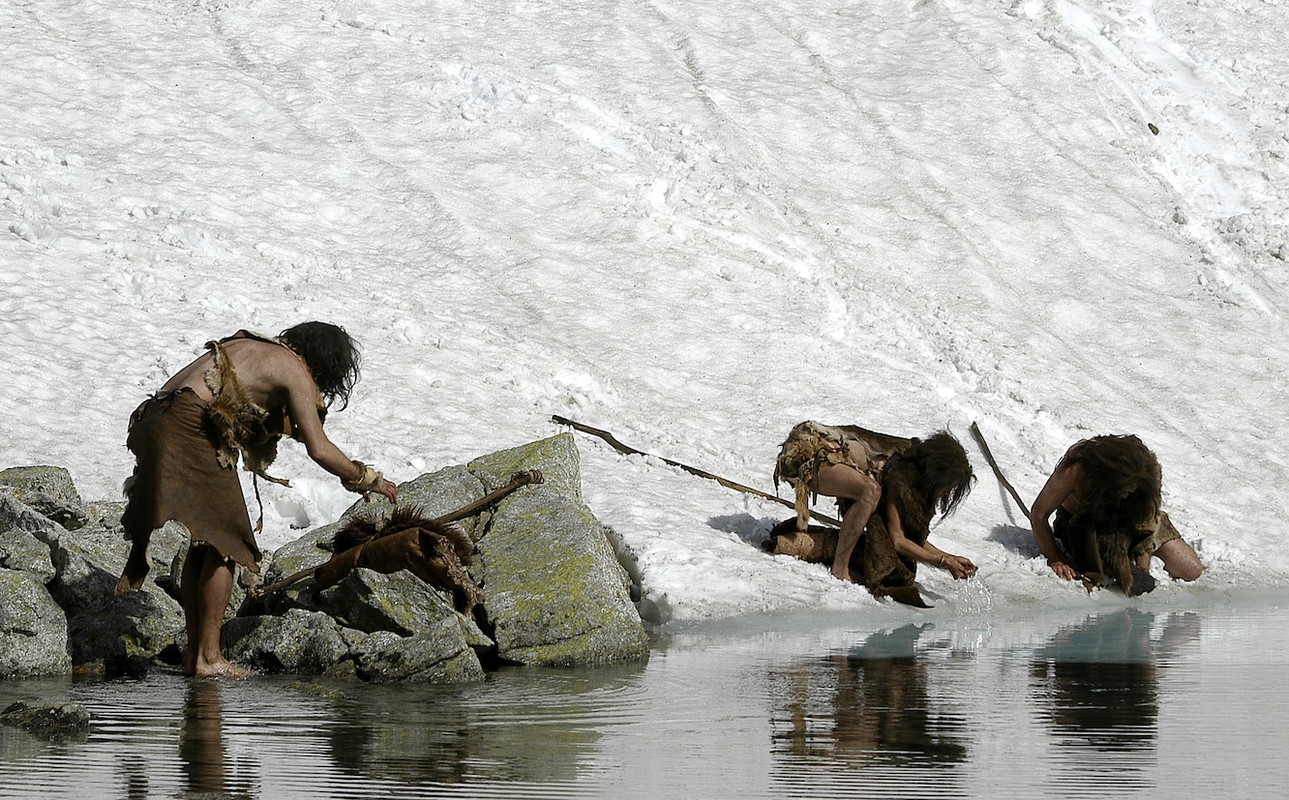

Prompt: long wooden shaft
[968,421,1032,518]
[551,415,842,527]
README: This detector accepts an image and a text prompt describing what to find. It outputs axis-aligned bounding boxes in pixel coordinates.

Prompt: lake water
[2,593,1287,799]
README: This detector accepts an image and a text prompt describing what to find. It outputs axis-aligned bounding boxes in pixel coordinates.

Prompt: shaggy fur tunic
[1050,435,1177,595]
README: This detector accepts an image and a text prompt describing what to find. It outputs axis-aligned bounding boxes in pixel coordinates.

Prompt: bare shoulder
[223,337,314,397]
[1031,460,1082,519]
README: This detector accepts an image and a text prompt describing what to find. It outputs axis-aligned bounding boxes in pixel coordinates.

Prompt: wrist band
[342,460,384,494]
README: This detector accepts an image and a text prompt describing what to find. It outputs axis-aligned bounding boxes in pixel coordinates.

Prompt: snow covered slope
[3,0,1286,622]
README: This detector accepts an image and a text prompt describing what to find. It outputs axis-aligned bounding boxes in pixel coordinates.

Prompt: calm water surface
[2,595,1287,799]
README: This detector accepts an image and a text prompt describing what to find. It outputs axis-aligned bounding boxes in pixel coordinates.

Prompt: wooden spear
[968,421,1031,518]
[551,415,842,527]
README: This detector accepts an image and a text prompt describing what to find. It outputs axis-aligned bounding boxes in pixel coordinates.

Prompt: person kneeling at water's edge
[117,323,398,678]
[1029,434,1202,596]
[769,421,975,605]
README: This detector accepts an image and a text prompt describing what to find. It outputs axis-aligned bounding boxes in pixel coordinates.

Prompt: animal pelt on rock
[319,505,483,612]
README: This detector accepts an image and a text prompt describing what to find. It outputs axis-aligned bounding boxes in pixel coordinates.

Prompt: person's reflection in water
[772,624,969,776]
[1031,609,1200,790]
[180,680,257,799]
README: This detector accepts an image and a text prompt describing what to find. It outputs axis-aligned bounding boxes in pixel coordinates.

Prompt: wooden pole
[551,415,842,527]
[968,421,1031,518]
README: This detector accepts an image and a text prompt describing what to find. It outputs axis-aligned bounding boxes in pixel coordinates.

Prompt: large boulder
[1,487,65,545]
[349,625,486,683]
[0,569,72,677]
[45,511,186,674]
[0,519,55,582]
[469,434,648,666]
[227,566,490,683]
[222,609,354,676]
[0,431,648,681]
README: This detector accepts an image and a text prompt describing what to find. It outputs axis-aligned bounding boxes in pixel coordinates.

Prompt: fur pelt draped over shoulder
[319,505,482,612]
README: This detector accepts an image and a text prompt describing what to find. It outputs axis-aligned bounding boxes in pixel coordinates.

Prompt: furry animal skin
[320,505,483,612]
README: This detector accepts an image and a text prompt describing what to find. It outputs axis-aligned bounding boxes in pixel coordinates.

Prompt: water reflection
[180,680,258,798]
[6,604,1284,800]
[771,624,969,776]
[1030,609,1201,793]
[319,666,648,789]
[324,687,479,785]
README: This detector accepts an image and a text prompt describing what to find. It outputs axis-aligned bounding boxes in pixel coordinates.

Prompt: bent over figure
[1030,434,1203,595]
[118,323,398,677]
[771,421,976,600]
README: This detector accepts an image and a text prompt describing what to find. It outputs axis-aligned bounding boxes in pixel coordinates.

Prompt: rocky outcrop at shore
[0,434,648,682]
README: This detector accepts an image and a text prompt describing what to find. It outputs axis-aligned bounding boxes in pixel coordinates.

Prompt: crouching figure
[768,421,976,605]
[1029,434,1203,595]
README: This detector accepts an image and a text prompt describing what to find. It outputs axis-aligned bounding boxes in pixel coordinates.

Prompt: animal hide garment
[766,518,929,608]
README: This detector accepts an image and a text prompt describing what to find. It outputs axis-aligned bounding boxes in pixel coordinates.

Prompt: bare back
[158,334,341,467]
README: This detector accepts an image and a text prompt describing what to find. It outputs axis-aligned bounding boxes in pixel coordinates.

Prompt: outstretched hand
[373,477,398,504]
[943,555,977,580]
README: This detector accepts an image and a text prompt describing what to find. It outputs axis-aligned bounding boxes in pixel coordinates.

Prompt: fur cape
[320,505,483,612]
[1055,435,1163,596]
[773,421,915,533]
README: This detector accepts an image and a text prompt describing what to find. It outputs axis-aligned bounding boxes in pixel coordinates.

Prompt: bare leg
[813,463,882,582]
[180,547,202,674]
[181,544,248,679]
[1154,538,1204,581]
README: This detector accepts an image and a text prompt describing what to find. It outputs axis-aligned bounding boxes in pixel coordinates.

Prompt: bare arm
[883,496,977,579]
[269,348,397,503]
[1029,463,1080,580]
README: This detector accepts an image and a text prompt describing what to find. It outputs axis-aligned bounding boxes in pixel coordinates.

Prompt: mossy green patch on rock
[479,490,647,666]
[0,569,72,677]
[468,433,583,503]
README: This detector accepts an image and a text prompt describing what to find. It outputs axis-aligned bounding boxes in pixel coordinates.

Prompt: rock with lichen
[0,432,648,681]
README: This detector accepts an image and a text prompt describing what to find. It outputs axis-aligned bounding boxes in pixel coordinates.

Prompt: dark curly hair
[278,321,362,410]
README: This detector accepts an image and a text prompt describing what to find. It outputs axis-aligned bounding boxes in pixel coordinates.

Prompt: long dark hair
[1059,435,1161,530]
[881,431,974,537]
[278,321,362,409]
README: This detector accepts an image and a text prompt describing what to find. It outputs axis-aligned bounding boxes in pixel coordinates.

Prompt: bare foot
[831,563,854,582]
[189,659,251,680]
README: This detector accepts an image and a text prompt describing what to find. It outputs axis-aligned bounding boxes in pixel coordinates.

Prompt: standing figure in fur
[1030,435,1203,595]
[118,322,397,678]
[771,422,976,600]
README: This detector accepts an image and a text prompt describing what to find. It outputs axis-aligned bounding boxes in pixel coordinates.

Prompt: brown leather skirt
[117,389,260,591]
